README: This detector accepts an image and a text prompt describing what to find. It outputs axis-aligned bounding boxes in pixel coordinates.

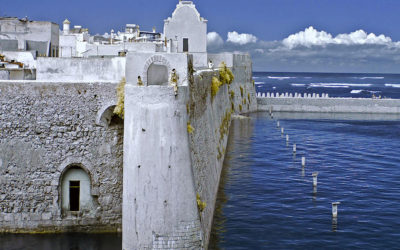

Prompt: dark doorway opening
[110,114,124,127]
[183,38,189,52]
[69,181,80,211]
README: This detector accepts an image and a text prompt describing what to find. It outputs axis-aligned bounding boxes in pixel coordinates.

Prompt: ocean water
[253,72,400,99]
[210,72,400,249]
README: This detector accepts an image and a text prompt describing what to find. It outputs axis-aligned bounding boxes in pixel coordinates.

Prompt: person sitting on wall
[137,76,143,86]
[208,60,214,69]
[170,69,179,97]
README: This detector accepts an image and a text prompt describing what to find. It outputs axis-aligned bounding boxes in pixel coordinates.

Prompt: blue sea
[253,72,400,99]
[209,72,400,249]
[2,72,400,249]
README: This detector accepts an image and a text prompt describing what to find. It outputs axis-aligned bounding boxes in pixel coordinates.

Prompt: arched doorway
[147,62,169,86]
[61,166,95,214]
[97,105,124,128]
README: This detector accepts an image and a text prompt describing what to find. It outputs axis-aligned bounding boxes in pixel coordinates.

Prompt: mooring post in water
[293,144,297,153]
[269,106,272,115]
[281,127,284,134]
[313,186,317,200]
[277,121,280,127]
[286,134,289,142]
[332,217,338,232]
[312,172,318,187]
[332,202,341,218]
[301,156,306,167]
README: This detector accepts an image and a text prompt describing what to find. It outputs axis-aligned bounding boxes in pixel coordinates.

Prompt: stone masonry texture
[0,81,123,233]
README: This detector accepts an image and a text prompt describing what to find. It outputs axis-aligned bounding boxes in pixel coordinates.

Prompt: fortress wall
[258,97,400,113]
[0,81,123,233]
[189,54,256,249]
[123,53,256,249]
[36,57,126,82]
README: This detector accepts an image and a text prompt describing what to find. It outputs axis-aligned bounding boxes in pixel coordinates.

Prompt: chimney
[63,19,70,34]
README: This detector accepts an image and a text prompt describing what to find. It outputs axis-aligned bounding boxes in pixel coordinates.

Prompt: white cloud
[207,32,224,48]
[208,27,400,73]
[283,26,395,49]
[227,31,257,45]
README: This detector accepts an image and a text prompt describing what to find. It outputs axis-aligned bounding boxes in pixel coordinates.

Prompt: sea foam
[310,83,372,88]
[357,77,384,80]
[268,76,296,80]
[385,84,400,88]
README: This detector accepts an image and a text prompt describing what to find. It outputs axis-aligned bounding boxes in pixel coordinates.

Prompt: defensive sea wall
[123,53,256,249]
[0,80,123,233]
[257,92,400,113]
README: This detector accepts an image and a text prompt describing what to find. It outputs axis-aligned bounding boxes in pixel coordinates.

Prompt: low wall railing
[257,92,330,98]
[256,92,394,100]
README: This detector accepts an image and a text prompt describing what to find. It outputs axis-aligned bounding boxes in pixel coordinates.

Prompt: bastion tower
[122,1,256,249]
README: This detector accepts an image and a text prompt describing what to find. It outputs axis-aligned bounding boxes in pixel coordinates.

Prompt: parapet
[125,52,190,87]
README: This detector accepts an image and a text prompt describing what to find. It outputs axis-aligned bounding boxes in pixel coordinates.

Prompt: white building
[59,19,90,57]
[0,17,59,57]
[164,1,208,67]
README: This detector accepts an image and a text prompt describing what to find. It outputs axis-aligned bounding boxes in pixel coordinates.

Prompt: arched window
[61,166,95,214]
[147,62,169,86]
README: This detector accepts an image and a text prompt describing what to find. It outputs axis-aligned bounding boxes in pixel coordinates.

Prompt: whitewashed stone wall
[123,53,256,249]
[0,81,123,233]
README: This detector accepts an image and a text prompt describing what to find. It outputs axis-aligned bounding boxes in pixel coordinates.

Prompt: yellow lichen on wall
[196,193,207,212]
[210,62,235,99]
[113,77,126,119]
[229,90,235,100]
[219,62,234,85]
[187,121,195,134]
[211,76,222,98]
[219,110,231,141]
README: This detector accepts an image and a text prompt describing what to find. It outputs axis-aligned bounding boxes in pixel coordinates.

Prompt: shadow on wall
[97,105,124,128]
[147,62,169,86]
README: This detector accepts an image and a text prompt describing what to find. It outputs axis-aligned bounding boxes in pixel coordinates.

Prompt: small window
[69,181,80,211]
[183,38,189,52]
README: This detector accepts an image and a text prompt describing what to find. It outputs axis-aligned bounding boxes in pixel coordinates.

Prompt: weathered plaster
[0,81,123,233]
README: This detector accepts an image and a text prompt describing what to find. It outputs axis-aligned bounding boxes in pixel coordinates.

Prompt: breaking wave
[355,77,384,80]
[351,89,381,94]
[267,76,296,80]
[310,83,372,88]
[385,84,400,88]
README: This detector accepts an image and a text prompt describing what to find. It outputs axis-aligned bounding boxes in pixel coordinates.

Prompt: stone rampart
[0,81,123,233]
[257,92,400,113]
[123,53,256,249]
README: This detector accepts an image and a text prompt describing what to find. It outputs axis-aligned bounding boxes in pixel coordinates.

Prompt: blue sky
[4,0,400,73]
